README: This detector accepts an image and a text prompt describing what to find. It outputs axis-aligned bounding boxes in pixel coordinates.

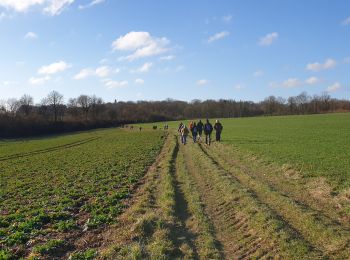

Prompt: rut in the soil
[199,142,350,257]
[181,140,322,259]
[167,141,200,258]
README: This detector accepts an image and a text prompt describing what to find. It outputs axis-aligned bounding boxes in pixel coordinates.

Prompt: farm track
[96,132,350,259]
[200,142,350,257]
[0,136,100,161]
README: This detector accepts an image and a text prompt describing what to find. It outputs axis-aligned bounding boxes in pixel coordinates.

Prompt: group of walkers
[178,119,223,145]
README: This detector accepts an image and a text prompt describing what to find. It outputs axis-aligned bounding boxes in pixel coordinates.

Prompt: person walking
[214,119,223,142]
[192,123,198,143]
[178,122,184,133]
[204,119,213,145]
[197,120,203,141]
[181,125,189,145]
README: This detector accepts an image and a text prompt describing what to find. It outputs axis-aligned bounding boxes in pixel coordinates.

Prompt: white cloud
[78,0,104,10]
[305,76,321,85]
[306,58,337,72]
[234,84,245,90]
[258,32,278,46]
[342,17,350,26]
[38,60,71,75]
[282,78,301,88]
[175,65,184,72]
[132,62,153,73]
[95,66,111,77]
[0,0,45,12]
[112,31,170,61]
[105,80,128,89]
[160,55,175,61]
[24,31,38,40]
[43,0,74,16]
[135,78,144,85]
[222,14,232,23]
[197,79,209,86]
[253,69,264,77]
[73,68,94,80]
[28,75,50,85]
[0,11,10,20]
[208,31,230,43]
[0,0,74,15]
[3,80,17,86]
[327,82,341,93]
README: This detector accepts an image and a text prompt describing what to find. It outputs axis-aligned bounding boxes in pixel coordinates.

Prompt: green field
[144,113,350,189]
[0,128,163,259]
[2,113,350,259]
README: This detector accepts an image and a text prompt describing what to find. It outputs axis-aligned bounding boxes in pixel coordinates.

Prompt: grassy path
[97,132,350,259]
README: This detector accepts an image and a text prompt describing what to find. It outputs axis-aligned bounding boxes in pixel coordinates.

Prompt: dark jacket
[214,122,223,133]
[204,123,213,135]
[197,121,203,132]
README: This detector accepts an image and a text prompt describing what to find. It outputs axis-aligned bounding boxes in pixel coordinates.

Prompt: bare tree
[19,94,34,116]
[6,98,20,116]
[46,91,64,122]
[77,95,92,120]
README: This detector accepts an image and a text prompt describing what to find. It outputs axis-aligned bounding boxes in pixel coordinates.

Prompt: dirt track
[97,133,350,259]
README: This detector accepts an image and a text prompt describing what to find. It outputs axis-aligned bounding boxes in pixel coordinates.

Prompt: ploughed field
[2,113,350,259]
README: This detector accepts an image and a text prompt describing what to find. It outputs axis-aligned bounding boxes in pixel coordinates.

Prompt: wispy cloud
[135,78,144,85]
[38,61,71,75]
[79,0,104,10]
[28,76,50,85]
[327,82,341,93]
[208,31,230,43]
[253,69,264,77]
[342,16,350,26]
[160,55,175,61]
[24,31,38,40]
[131,62,153,73]
[197,79,209,86]
[258,32,278,46]
[306,58,337,72]
[326,82,341,93]
[104,80,128,89]
[305,76,321,85]
[222,14,232,23]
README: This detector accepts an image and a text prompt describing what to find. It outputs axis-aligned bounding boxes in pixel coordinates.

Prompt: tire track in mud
[0,137,101,161]
[181,140,322,259]
[198,142,350,258]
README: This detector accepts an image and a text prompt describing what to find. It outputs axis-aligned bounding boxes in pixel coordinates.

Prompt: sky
[0,0,350,103]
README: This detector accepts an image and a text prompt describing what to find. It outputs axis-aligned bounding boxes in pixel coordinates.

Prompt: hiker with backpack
[214,119,223,142]
[181,125,190,145]
[192,122,198,143]
[204,119,213,145]
[197,120,203,141]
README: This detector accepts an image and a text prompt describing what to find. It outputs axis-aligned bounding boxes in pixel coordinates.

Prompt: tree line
[1,90,350,137]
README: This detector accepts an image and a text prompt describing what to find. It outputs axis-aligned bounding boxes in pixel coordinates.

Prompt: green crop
[0,128,163,258]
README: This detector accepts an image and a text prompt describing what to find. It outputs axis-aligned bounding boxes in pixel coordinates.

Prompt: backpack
[205,123,212,133]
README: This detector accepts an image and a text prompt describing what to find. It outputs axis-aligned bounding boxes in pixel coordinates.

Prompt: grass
[138,112,350,190]
[0,128,164,259]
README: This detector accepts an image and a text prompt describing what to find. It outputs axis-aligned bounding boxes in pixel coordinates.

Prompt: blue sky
[0,0,350,103]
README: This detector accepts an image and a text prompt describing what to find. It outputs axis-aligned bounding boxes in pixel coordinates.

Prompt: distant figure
[130,126,134,130]
[189,121,194,134]
[153,125,157,130]
[181,125,189,145]
[178,122,184,133]
[197,120,203,141]
[214,120,223,142]
[204,119,213,145]
[139,127,142,131]
[192,122,198,143]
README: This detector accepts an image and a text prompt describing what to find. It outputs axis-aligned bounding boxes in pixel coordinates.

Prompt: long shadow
[167,137,201,259]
